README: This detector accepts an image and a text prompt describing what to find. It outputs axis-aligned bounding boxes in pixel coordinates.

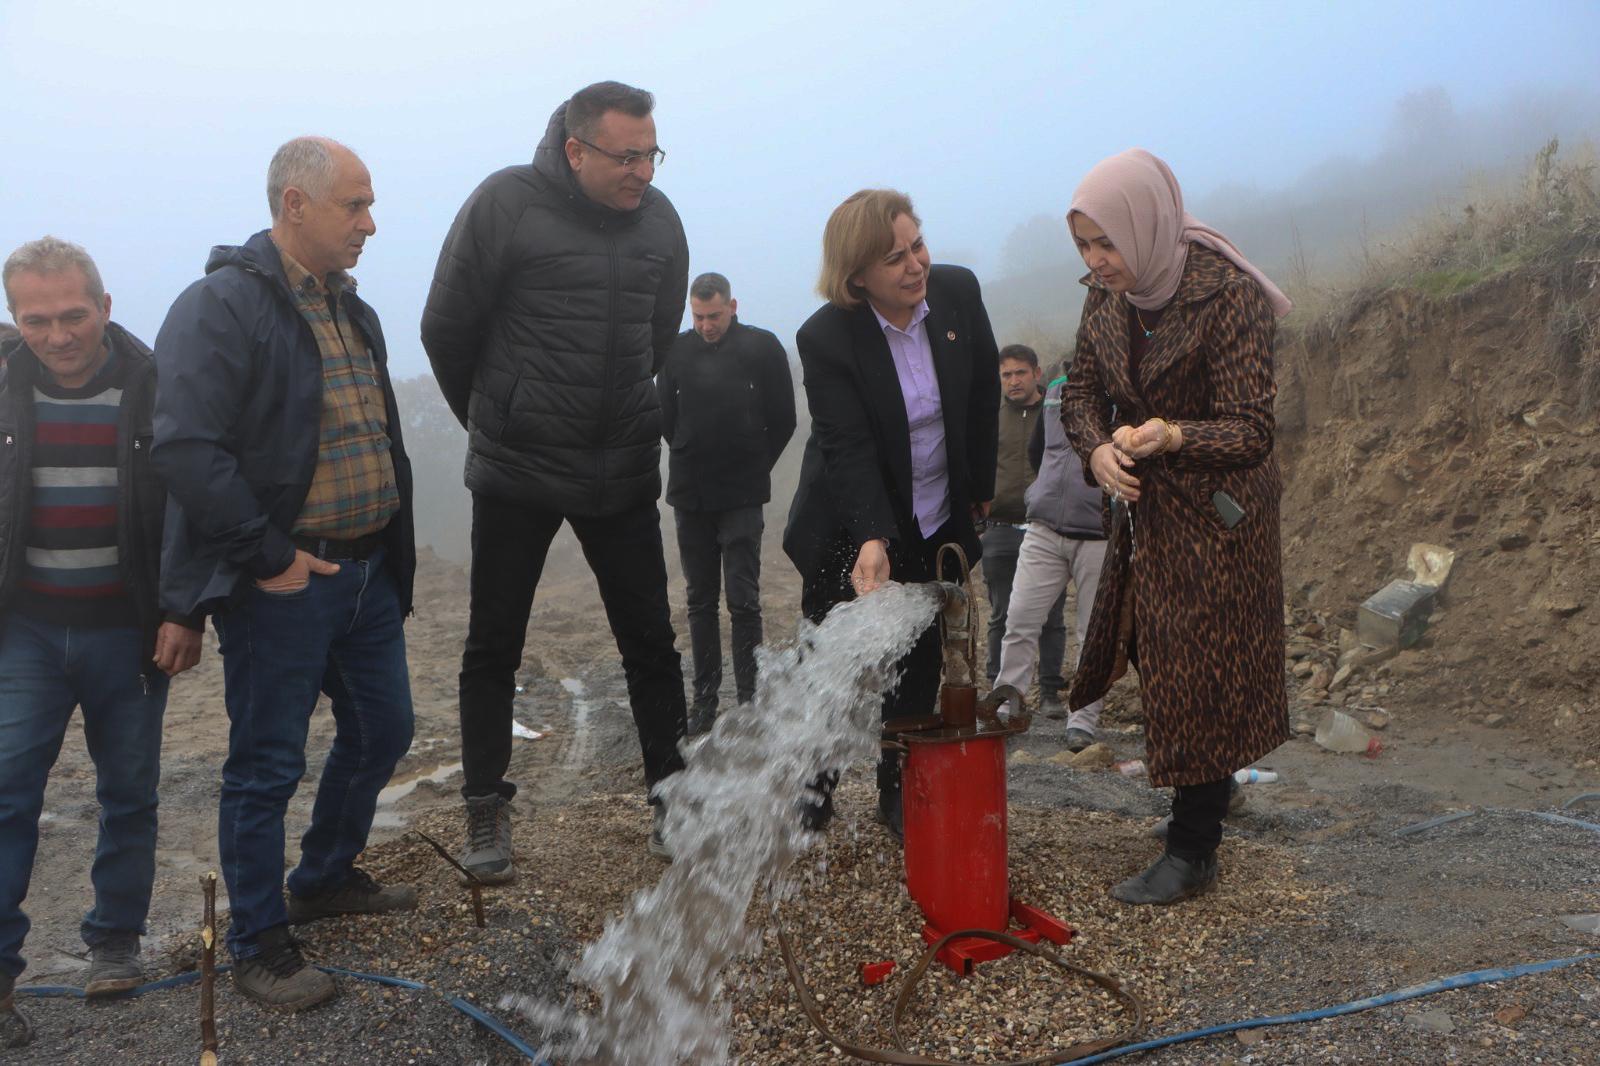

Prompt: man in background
[996,360,1109,751]
[0,239,201,1049]
[422,81,691,875]
[982,344,1067,713]
[155,137,418,1012]
[659,273,794,735]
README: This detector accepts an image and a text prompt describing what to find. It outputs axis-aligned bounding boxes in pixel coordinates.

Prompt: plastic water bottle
[1233,768,1279,784]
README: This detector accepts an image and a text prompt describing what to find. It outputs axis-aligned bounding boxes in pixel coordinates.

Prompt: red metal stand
[920,898,1076,976]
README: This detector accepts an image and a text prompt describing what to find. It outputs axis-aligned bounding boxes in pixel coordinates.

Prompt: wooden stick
[470,883,486,929]
[200,872,218,1065]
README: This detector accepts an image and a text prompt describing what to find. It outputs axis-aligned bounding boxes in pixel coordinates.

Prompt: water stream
[502,582,941,1065]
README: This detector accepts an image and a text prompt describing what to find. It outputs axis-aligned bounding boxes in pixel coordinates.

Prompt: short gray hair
[267,137,345,219]
[4,236,105,313]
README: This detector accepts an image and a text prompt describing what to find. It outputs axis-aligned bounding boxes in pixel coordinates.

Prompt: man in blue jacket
[153,137,417,1013]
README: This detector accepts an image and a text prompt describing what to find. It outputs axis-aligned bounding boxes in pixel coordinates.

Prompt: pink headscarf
[1067,148,1292,317]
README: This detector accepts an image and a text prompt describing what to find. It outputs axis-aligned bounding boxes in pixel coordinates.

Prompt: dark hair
[565,81,655,142]
[999,343,1039,369]
[690,272,731,302]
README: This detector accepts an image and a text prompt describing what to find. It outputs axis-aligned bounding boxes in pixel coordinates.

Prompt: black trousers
[458,492,688,800]
[1167,778,1231,860]
[801,520,966,794]
[673,506,764,711]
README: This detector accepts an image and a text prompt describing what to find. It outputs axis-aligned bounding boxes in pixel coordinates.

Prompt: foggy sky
[4,0,1599,375]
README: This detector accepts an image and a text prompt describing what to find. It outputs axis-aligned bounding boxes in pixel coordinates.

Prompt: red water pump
[885,545,1074,975]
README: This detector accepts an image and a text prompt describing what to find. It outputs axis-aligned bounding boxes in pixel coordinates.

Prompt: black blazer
[783,264,1000,584]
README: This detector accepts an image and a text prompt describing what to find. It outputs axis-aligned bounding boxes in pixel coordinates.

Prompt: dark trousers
[673,506,764,711]
[0,617,168,978]
[979,524,1067,690]
[459,493,687,800]
[1168,778,1232,860]
[212,546,414,958]
[801,520,965,795]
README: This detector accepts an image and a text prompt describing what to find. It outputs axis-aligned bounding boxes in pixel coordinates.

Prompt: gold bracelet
[1152,417,1174,454]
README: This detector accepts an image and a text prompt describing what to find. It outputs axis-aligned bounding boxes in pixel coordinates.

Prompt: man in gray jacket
[995,363,1108,752]
[421,81,690,875]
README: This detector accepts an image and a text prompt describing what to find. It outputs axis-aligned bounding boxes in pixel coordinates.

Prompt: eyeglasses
[575,138,666,171]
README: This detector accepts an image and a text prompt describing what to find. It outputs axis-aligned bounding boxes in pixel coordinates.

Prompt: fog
[4,0,1599,560]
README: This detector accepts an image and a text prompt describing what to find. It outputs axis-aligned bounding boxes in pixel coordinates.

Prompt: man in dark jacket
[154,138,418,1013]
[981,343,1067,709]
[421,80,691,875]
[995,362,1109,752]
[658,272,795,735]
[0,239,201,1049]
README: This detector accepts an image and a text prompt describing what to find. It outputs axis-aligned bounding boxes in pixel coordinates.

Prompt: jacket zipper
[595,229,619,513]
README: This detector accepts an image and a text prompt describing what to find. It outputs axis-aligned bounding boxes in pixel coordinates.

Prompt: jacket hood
[204,230,291,289]
[532,100,649,228]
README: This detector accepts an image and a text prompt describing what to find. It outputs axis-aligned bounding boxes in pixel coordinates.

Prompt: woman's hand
[1091,442,1141,503]
[1112,418,1182,460]
[852,538,891,596]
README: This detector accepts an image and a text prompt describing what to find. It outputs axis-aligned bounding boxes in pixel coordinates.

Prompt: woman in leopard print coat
[1060,149,1293,906]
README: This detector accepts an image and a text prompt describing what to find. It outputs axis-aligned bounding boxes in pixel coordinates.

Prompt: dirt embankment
[1274,220,1600,760]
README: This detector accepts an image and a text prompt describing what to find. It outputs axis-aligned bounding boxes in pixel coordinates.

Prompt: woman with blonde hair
[783,189,999,838]
[1061,149,1293,905]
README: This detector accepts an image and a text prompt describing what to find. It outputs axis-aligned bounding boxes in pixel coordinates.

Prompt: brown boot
[232,926,336,1011]
[1,972,33,1049]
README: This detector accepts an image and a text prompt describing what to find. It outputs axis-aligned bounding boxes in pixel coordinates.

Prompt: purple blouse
[873,301,950,538]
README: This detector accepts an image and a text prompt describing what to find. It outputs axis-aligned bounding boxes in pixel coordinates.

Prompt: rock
[1545,597,1583,618]
[1329,665,1354,692]
[1362,711,1390,731]
[1483,713,1508,728]
[1292,719,1316,736]
[1309,664,1334,691]
[1235,1028,1266,1046]
[1011,750,1039,766]
[1497,530,1531,550]
[1404,1008,1456,1034]
[1292,660,1316,679]
[1493,1004,1530,1026]
[1298,621,1325,638]
[1067,743,1116,769]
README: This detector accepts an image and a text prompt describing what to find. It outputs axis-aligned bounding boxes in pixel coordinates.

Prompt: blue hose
[1055,952,1600,1065]
[15,963,550,1064]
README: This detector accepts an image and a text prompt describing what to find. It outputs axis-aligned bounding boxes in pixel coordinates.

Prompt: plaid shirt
[278,245,400,539]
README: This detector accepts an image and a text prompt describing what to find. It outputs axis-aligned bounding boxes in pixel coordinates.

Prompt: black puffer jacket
[421,102,690,516]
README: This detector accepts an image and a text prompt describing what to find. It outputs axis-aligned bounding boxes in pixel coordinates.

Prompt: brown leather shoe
[1,973,33,1049]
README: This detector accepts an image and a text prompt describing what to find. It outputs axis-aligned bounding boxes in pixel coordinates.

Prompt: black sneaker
[1,972,33,1048]
[286,868,417,925]
[874,788,905,843]
[83,932,143,998]
[232,926,336,1011]
[648,805,673,862]
[686,704,717,738]
[800,771,839,832]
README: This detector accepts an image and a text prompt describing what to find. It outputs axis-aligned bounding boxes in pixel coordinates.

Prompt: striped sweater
[19,349,136,626]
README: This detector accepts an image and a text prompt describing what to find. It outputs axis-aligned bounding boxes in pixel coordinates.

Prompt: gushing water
[502,582,941,1065]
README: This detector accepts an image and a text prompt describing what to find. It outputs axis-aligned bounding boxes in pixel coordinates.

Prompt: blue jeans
[212,546,413,958]
[0,615,168,979]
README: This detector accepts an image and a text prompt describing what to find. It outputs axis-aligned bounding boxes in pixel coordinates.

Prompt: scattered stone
[1235,1027,1267,1045]
[1404,1008,1456,1034]
[1292,719,1317,737]
[1309,664,1334,691]
[1497,530,1530,551]
[1298,621,1325,638]
[1011,750,1039,766]
[1483,713,1508,729]
[1067,743,1116,770]
[1293,660,1316,679]
[1329,664,1354,692]
[1493,1004,1530,1026]
[1362,711,1391,731]
[1545,597,1583,618]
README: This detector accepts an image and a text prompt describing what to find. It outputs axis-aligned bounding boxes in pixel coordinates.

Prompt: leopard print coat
[1062,246,1289,787]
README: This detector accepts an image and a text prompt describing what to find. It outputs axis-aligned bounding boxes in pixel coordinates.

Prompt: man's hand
[153,622,202,677]
[851,538,892,597]
[255,549,340,594]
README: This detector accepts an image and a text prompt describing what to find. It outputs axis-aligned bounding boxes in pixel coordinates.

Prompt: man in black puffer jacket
[422,81,691,874]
